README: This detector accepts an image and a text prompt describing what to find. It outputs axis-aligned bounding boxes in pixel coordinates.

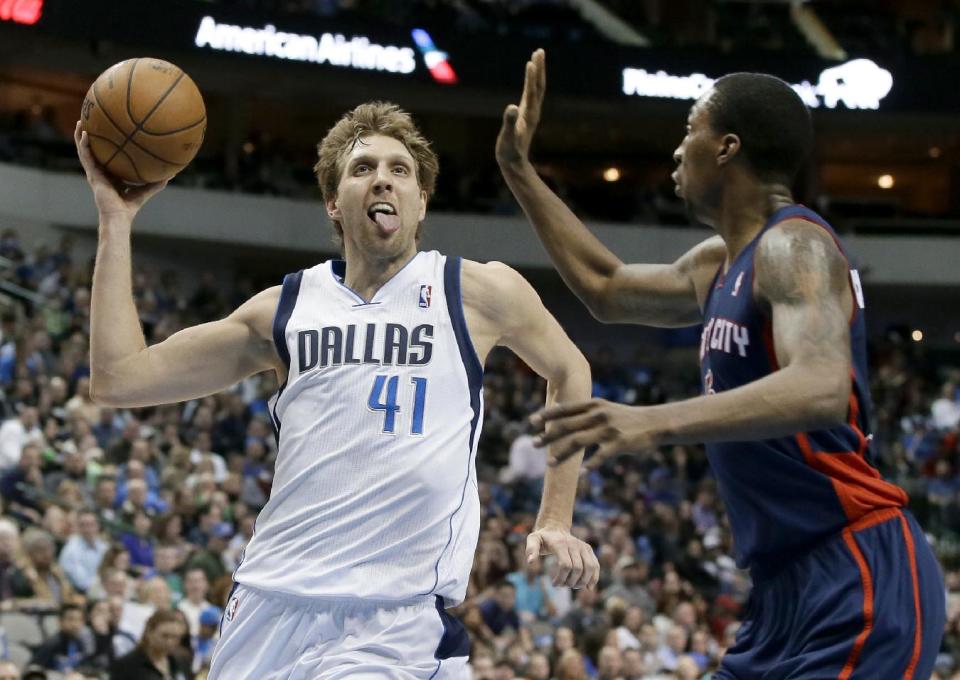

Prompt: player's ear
[418,189,427,222]
[326,194,341,221]
[717,133,741,167]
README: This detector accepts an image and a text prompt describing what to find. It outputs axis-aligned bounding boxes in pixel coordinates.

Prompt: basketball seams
[124,58,140,129]
[90,84,130,143]
[105,60,189,174]
[138,116,206,136]
[124,134,190,169]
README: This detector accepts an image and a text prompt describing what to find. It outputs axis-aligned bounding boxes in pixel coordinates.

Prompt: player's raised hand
[75,121,167,222]
[530,399,661,471]
[496,48,546,168]
[526,526,599,590]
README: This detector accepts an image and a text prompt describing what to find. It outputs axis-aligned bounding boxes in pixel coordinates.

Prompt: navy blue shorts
[717,508,945,680]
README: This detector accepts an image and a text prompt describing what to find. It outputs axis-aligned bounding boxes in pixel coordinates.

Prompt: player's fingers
[560,541,584,588]
[501,104,519,135]
[528,49,546,123]
[518,60,534,114]
[530,400,595,432]
[525,532,543,565]
[534,411,604,447]
[552,543,574,587]
[584,441,621,471]
[576,545,599,589]
[547,430,603,466]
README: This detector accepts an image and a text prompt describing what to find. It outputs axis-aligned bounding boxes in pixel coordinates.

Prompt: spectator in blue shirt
[58,510,108,593]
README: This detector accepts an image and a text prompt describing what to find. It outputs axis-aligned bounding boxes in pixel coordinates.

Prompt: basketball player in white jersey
[74,103,599,679]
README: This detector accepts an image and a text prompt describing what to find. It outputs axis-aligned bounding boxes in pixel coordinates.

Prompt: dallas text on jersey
[296,323,435,373]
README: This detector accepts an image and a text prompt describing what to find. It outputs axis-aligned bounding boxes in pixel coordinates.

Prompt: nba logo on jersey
[418,284,432,308]
[225,594,239,622]
[732,271,745,297]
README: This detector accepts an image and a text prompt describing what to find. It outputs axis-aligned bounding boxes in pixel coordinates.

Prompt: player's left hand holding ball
[526,526,600,590]
[531,399,661,470]
[74,121,168,223]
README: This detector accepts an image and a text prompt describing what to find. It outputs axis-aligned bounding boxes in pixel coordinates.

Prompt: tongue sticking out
[373,212,401,235]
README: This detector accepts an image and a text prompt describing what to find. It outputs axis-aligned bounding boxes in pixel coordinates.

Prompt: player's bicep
[96,287,280,406]
[491,268,587,382]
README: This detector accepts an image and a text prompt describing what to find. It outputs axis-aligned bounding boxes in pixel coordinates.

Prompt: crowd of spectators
[0,106,689,227]
[0,223,955,680]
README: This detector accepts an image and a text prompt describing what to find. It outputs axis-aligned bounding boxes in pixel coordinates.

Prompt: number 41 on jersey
[368,375,428,435]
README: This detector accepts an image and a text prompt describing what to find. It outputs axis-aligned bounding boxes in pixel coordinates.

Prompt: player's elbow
[547,350,592,394]
[88,377,115,407]
[807,368,852,428]
[583,287,620,324]
[89,373,127,408]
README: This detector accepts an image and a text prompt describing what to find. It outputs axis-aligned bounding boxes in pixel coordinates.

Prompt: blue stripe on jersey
[269,270,303,444]
[419,256,483,598]
[431,594,470,677]
[272,271,304,371]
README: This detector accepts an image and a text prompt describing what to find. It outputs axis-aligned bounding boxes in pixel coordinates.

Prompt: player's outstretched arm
[496,50,724,328]
[76,121,282,408]
[531,220,854,468]
[462,260,599,589]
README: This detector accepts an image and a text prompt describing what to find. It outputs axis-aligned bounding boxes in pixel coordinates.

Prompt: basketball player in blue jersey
[498,50,945,679]
[73,101,599,679]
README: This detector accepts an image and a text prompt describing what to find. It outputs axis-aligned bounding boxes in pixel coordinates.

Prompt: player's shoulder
[755,219,848,302]
[758,217,843,264]
[230,284,284,339]
[459,259,540,322]
[460,259,530,299]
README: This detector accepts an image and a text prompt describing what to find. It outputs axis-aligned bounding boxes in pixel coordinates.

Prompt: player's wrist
[533,518,571,533]
[99,212,134,233]
[497,154,534,177]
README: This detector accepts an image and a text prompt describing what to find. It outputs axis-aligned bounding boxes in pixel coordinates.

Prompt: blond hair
[314,101,439,242]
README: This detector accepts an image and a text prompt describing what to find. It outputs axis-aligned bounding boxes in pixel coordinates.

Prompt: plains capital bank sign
[194,15,457,84]
[622,58,893,110]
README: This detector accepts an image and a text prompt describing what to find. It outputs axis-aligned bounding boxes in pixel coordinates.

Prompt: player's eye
[354,164,371,174]
[393,165,409,175]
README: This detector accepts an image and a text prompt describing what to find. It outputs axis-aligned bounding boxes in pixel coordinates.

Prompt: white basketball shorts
[208,583,470,679]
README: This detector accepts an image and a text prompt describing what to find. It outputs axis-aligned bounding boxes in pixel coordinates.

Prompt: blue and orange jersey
[699,204,908,575]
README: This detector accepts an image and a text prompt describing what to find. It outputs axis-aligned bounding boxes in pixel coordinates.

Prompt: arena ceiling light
[622,58,893,110]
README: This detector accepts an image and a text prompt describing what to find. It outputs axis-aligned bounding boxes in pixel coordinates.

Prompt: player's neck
[715,181,794,263]
[342,244,419,301]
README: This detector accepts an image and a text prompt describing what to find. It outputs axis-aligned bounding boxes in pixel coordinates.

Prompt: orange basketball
[80,58,206,184]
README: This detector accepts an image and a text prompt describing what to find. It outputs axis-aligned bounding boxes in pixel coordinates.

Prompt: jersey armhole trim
[271,270,304,371]
[442,257,483,389]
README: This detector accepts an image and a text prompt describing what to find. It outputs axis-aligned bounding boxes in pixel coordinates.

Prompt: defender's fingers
[530,400,595,431]
[535,411,605,447]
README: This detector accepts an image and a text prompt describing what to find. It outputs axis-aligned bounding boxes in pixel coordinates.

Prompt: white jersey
[234,250,483,606]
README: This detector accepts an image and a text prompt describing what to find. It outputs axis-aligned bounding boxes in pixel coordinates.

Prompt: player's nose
[371,163,393,192]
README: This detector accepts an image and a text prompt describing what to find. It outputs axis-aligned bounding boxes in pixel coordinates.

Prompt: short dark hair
[707,73,812,183]
[61,602,83,619]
